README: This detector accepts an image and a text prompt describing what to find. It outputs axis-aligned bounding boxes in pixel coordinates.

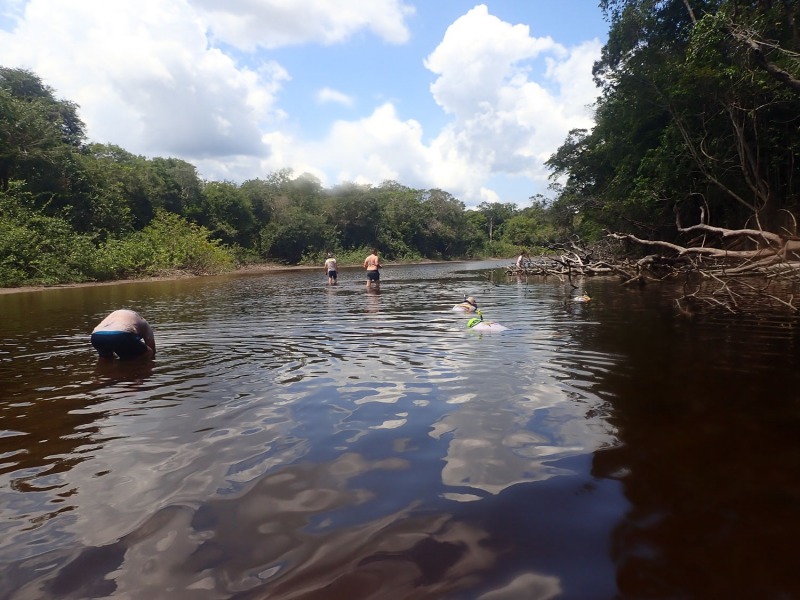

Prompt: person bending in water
[324,252,338,285]
[91,309,156,360]
[364,248,382,289]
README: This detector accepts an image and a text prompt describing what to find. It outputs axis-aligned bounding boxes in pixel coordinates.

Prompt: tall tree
[375,181,427,258]
[149,157,203,216]
[241,169,296,227]
[193,181,256,247]
[323,182,380,250]
[0,68,85,193]
[550,0,800,241]
[476,201,518,241]
[421,189,470,257]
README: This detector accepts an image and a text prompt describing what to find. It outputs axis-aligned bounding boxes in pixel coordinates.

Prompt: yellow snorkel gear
[466,309,484,328]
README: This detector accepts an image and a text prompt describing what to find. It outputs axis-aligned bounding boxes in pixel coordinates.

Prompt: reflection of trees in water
[0,358,153,512]
[365,286,381,313]
[590,336,800,598]
[93,357,154,383]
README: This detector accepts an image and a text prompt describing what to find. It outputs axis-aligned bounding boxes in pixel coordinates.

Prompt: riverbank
[0,263,308,295]
[0,259,473,295]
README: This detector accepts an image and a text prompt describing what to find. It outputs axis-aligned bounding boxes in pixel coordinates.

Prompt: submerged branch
[506,225,800,314]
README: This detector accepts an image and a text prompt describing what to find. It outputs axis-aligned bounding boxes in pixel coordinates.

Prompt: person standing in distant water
[324,252,338,285]
[364,248,382,289]
[91,309,155,360]
[516,250,528,269]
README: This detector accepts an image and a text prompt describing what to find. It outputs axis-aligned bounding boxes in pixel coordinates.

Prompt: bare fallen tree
[507,209,800,314]
[517,3,800,315]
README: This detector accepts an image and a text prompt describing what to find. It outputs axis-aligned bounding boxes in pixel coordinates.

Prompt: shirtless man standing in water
[364,248,382,289]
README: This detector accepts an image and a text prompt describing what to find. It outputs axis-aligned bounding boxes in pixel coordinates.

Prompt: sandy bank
[0,263,316,295]
[0,259,463,295]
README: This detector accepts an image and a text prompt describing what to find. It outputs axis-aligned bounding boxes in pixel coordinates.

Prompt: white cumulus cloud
[423,4,601,194]
[316,87,354,107]
[0,1,601,206]
[251,5,602,204]
[191,0,415,50]
[0,0,286,159]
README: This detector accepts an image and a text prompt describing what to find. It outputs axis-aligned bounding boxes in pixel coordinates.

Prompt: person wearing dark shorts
[364,248,381,289]
[324,252,338,285]
[91,309,156,360]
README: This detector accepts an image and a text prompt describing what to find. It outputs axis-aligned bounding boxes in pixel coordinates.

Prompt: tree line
[0,67,571,287]
[3,0,799,302]
[543,0,800,312]
[548,0,800,253]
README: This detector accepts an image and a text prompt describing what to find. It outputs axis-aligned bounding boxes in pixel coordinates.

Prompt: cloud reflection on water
[1,263,623,598]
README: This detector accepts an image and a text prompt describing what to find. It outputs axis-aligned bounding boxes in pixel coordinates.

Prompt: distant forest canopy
[2,0,799,288]
[0,65,569,287]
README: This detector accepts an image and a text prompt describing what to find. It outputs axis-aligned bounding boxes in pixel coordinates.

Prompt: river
[1,261,799,599]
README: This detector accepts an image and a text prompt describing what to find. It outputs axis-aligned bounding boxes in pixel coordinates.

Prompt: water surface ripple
[1,262,799,599]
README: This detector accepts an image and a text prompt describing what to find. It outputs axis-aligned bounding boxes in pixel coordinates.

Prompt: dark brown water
[1,261,799,599]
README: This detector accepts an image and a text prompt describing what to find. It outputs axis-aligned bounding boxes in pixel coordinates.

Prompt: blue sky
[0,1,608,209]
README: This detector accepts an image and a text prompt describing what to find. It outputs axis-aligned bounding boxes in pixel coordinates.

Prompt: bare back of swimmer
[91,309,156,360]
[364,248,382,288]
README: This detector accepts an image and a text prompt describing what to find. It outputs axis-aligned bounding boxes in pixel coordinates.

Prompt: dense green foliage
[547,0,800,240]
[6,1,797,289]
[0,68,562,287]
